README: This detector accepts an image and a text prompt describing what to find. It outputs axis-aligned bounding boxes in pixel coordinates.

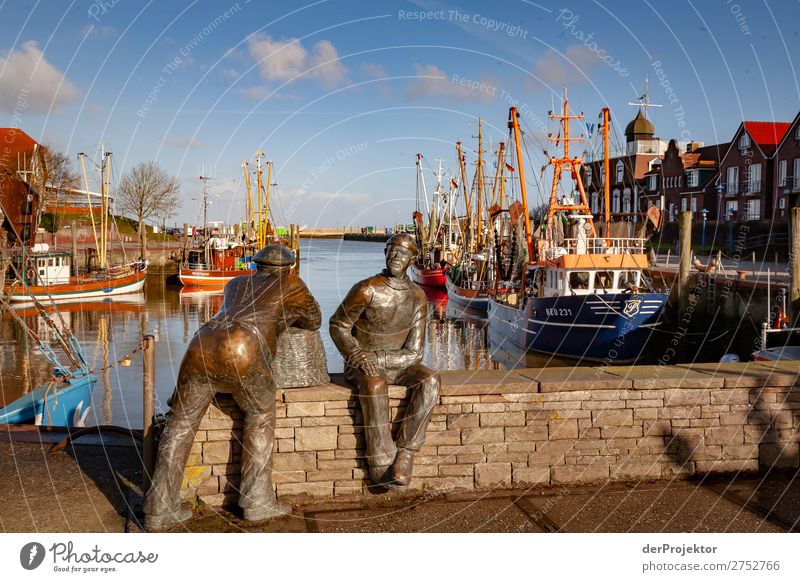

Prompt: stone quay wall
[177,362,800,508]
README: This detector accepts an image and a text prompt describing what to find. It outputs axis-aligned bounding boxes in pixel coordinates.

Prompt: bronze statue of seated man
[144,244,321,529]
[330,233,440,490]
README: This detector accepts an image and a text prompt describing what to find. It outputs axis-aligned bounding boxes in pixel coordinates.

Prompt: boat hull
[487,292,667,363]
[445,273,490,313]
[3,270,147,303]
[178,267,255,286]
[0,373,96,427]
[409,263,446,288]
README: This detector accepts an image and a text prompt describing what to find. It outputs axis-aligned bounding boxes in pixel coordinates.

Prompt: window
[669,203,675,222]
[687,170,699,188]
[727,166,739,195]
[594,271,614,292]
[613,190,620,213]
[726,200,738,219]
[569,271,590,291]
[745,199,760,220]
[748,163,761,192]
[591,191,599,213]
[648,175,657,191]
[620,271,639,288]
[616,160,624,183]
[622,188,631,213]
[779,159,788,187]
[739,132,751,152]
[585,166,592,187]
[779,197,786,209]
[796,125,800,141]
[794,159,800,190]
[691,198,697,213]
[681,198,687,212]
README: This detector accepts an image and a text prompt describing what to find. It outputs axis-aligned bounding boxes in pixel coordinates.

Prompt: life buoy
[26,267,37,284]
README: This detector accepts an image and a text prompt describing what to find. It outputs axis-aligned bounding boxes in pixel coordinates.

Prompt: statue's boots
[385,449,415,491]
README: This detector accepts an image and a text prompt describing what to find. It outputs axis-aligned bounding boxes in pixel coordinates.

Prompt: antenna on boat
[198,174,212,267]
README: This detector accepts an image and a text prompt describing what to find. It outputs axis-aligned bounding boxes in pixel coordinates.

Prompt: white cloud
[165,135,203,149]
[361,63,388,79]
[237,86,269,101]
[0,41,80,112]
[246,33,347,86]
[405,64,497,102]
[532,44,596,86]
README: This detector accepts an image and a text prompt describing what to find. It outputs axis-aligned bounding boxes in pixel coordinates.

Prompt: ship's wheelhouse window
[594,271,614,291]
[620,271,640,287]
[569,271,590,291]
[48,258,54,267]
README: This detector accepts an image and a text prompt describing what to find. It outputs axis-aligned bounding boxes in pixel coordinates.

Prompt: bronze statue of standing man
[330,233,440,490]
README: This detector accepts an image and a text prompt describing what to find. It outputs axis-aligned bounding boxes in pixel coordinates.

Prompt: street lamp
[701,208,709,252]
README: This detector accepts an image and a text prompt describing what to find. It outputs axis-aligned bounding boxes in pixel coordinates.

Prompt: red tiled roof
[0,127,39,171]
[743,121,790,155]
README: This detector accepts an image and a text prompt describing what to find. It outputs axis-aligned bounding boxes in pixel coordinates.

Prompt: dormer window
[647,175,657,191]
[616,160,624,183]
[739,132,751,152]
[687,170,699,188]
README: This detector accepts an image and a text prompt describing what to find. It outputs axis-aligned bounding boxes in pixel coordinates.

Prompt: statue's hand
[348,350,380,377]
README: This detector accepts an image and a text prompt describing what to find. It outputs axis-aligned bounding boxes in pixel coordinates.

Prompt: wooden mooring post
[142,335,156,495]
[791,208,800,323]
[70,220,79,276]
[679,211,692,312]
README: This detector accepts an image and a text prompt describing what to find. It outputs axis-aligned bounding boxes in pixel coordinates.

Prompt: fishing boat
[409,155,457,288]
[445,121,497,314]
[2,150,147,302]
[0,293,96,427]
[487,98,668,363]
[178,173,255,286]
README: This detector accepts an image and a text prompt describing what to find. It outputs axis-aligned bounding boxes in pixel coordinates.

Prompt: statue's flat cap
[253,244,295,266]
[385,232,418,255]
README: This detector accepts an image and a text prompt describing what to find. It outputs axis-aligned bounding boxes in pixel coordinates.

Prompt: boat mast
[199,175,210,267]
[255,152,264,248]
[456,141,471,250]
[601,107,611,240]
[475,119,484,249]
[264,159,272,242]
[242,161,252,244]
[546,88,595,238]
[508,107,534,260]
[101,150,110,270]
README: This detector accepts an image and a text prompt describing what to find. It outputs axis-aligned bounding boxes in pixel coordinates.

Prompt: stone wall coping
[272,363,799,402]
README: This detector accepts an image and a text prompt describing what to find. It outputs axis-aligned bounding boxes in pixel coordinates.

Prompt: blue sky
[1,0,798,228]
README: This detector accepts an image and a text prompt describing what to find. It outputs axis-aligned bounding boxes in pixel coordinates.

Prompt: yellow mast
[475,119,484,248]
[509,107,533,260]
[264,160,272,241]
[456,141,470,248]
[101,151,110,269]
[78,153,100,266]
[242,161,252,243]
[256,152,264,248]
[490,142,506,209]
[546,89,595,238]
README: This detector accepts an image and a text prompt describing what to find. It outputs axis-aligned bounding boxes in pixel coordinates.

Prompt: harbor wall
[177,363,800,507]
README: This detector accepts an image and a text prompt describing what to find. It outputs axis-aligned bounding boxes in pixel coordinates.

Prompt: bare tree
[116,161,181,260]
[31,146,81,233]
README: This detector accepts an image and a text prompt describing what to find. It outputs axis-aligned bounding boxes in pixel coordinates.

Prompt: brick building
[772,111,800,220]
[718,121,790,221]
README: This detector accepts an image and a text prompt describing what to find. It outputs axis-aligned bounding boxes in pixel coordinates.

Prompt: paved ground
[1,437,797,533]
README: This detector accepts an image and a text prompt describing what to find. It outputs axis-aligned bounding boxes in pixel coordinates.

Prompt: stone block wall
[178,362,800,507]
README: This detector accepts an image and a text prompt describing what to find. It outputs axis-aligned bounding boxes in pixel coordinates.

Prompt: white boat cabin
[23,244,71,285]
[532,266,641,297]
